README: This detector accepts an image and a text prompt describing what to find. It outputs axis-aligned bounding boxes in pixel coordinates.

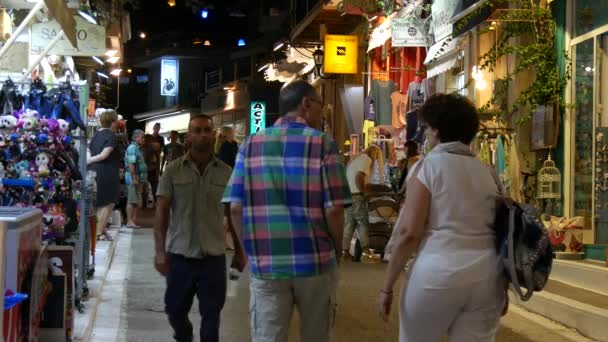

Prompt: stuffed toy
[57,119,70,135]
[35,152,50,176]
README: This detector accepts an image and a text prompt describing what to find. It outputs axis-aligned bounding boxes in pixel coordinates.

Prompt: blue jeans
[165,253,226,342]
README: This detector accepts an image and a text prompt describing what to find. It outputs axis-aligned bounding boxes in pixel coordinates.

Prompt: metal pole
[21,30,65,81]
[116,75,120,111]
[0,0,46,60]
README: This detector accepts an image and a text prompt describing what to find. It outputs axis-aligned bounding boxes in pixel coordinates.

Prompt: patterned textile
[222,115,352,280]
[124,142,147,185]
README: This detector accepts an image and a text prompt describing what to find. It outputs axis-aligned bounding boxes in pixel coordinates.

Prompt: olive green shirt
[157,154,232,258]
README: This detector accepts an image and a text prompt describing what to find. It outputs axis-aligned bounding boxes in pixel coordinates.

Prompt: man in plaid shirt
[223,81,351,342]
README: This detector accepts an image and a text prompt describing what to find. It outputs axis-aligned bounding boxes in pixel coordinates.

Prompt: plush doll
[57,119,70,135]
[37,133,48,145]
[35,152,50,176]
[47,119,59,135]
[15,161,31,179]
[5,163,16,178]
[2,116,17,132]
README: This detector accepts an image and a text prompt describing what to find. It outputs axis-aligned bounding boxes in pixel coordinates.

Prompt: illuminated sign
[161,58,179,97]
[250,101,266,134]
[324,34,358,74]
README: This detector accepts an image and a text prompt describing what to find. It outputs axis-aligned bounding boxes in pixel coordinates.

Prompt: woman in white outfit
[378,93,506,342]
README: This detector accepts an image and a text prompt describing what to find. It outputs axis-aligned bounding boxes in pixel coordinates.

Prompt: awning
[134,106,185,121]
[424,38,458,78]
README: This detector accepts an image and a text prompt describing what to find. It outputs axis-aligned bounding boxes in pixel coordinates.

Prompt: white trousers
[399,268,505,342]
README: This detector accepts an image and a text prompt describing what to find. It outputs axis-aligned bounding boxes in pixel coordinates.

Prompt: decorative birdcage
[537,154,562,200]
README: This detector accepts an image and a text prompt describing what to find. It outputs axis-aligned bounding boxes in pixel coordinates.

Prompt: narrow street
[88,228,592,342]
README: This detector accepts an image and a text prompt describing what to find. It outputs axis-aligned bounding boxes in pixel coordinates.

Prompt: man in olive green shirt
[153,114,245,342]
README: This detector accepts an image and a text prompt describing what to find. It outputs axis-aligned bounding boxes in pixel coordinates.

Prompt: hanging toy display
[0,79,83,243]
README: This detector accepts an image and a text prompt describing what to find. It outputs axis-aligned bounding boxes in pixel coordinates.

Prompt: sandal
[103,232,114,241]
[97,234,107,241]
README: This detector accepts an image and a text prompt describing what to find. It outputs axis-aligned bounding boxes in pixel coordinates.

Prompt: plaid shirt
[222,115,352,279]
[124,142,147,185]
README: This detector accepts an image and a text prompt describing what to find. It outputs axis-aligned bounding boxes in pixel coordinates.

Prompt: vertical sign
[250,101,266,134]
[161,59,179,97]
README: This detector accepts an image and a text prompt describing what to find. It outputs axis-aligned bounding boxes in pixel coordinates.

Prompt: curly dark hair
[419,93,479,145]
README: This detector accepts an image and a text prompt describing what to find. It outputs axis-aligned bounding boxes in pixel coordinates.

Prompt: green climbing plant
[441,0,571,123]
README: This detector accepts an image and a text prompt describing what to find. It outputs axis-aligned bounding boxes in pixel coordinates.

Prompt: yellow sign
[324,34,358,74]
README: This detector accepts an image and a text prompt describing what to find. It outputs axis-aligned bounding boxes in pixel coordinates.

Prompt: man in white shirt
[343,145,381,260]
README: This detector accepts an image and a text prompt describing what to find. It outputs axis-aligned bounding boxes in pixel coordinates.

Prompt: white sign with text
[31,16,105,57]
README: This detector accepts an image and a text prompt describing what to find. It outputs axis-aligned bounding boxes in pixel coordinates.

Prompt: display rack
[0,78,91,312]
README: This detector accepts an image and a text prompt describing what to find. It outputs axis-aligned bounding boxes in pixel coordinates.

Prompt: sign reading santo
[31,16,105,57]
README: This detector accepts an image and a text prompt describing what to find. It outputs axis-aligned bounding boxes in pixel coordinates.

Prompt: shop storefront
[0,0,129,339]
[566,0,608,258]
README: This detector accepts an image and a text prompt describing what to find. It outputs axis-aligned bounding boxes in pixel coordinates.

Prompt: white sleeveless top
[412,147,501,288]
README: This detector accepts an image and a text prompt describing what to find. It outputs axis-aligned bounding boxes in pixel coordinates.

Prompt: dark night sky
[125,0,282,50]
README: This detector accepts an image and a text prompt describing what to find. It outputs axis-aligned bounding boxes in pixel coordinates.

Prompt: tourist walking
[124,129,147,228]
[223,81,352,342]
[153,114,245,342]
[216,126,238,168]
[343,144,382,260]
[378,93,506,342]
[88,109,121,240]
[161,130,186,171]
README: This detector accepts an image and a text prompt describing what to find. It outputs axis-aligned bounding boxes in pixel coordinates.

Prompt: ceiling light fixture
[258,63,271,72]
[204,40,211,46]
[167,0,176,7]
[107,56,120,64]
[105,50,118,57]
[201,9,209,19]
[92,56,104,65]
[110,69,122,76]
[139,32,147,39]
[127,69,133,74]
[97,72,109,79]
[237,38,246,47]
[273,41,285,51]
[78,10,97,25]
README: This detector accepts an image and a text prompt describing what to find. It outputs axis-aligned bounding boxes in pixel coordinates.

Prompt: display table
[0,207,47,341]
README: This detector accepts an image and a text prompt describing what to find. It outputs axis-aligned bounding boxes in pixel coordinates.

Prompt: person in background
[88,110,121,241]
[378,93,506,341]
[153,114,245,342]
[161,130,185,172]
[124,129,147,228]
[151,123,165,200]
[223,81,351,342]
[342,144,382,260]
[152,122,166,152]
[217,126,238,168]
[143,134,161,205]
[397,140,421,195]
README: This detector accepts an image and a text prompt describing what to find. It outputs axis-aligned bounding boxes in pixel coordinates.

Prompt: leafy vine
[439,0,571,122]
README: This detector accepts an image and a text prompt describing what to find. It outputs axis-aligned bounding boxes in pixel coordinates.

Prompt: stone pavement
[88,229,595,342]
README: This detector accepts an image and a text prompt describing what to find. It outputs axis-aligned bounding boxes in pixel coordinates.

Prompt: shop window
[572,39,594,232]
[595,33,608,243]
[574,0,608,37]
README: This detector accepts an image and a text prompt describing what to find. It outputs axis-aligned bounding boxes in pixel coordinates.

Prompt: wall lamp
[313,46,336,80]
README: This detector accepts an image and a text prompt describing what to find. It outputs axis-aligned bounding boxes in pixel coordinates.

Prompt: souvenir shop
[354,0,575,258]
[0,2,103,341]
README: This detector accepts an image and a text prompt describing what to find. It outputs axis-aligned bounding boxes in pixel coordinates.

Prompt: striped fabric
[222,115,352,280]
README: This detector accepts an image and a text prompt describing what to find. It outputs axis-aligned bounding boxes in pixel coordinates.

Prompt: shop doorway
[570,28,608,244]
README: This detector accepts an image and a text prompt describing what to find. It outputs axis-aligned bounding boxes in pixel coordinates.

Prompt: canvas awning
[423,38,458,78]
